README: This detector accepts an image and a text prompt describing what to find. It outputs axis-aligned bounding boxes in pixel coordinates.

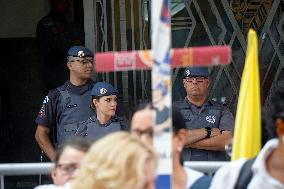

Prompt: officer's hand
[210,128,221,137]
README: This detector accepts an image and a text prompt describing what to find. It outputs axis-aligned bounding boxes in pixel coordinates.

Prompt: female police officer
[75,82,128,141]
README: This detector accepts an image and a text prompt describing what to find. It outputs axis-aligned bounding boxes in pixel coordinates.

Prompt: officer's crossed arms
[175,67,234,161]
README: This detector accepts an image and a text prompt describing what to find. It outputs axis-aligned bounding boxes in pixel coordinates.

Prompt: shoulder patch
[38,104,46,117]
[43,96,49,104]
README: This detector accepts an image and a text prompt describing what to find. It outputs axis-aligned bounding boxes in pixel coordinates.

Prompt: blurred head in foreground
[71,131,157,189]
[131,104,154,145]
[52,136,91,186]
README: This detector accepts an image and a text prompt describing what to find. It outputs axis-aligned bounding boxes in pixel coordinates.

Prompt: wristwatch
[205,127,211,138]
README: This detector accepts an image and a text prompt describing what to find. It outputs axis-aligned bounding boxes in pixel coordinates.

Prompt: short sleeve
[35,90,59,129]
[219,107,235,131]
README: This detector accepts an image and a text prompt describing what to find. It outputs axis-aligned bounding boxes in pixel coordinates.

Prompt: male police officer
[174,67,234,161]
[75,82,128,141]
[35,46,94,161]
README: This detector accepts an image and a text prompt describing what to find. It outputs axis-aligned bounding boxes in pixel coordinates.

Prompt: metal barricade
[0,163,52,189]
[0,161,227,189]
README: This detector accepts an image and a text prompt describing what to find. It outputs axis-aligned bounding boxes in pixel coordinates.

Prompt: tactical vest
[56,87,92,145]
[75,116,126,142]
[176,100,229,161]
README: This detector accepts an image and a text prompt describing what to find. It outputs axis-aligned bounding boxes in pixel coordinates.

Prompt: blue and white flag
[151,0,172,189]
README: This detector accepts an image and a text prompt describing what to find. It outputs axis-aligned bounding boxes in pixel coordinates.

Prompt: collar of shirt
[64,80,93,95]
[90,115,118,127]
[249,139,284,188]
[183,98,212,111]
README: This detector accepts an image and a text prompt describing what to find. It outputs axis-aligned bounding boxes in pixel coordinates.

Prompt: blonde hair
[71,131,157,189]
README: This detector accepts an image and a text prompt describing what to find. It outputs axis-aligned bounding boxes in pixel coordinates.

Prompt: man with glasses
[174,67,234,161]
[35,136,91,188]
[131,104,154,145]
[35,46,94,162]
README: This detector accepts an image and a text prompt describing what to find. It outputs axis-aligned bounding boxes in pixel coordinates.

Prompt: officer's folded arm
[185,130,232,151]
[35,125,56,161]
[186,128,208,145]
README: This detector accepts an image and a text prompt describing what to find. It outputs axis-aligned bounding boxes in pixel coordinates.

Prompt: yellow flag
[231,29,261,161]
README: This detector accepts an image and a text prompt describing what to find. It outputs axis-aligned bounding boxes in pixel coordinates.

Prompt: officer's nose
[192,78,198,84]
[111,101,117,107]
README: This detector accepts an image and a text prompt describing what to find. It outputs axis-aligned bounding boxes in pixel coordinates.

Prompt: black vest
[56,87,92,145]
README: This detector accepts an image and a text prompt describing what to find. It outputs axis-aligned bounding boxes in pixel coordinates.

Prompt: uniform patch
[43,96,49,104]
[185,70,190,77]
[206,115,216,124]
[38,104,46,117]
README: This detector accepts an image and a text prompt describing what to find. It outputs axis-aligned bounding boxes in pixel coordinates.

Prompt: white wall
[0,0,49,38]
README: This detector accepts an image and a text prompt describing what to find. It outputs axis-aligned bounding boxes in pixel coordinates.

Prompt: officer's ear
[67,61,72,70]
[92,98,98,106]
[206,78,211,88]
[182,79,187,88]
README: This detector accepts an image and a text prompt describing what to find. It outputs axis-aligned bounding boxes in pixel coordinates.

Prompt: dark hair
[271,79,284,120]
[54,136,91,165]
[90,96,102,111]
[172,107,187,133]
[262,79,284,144]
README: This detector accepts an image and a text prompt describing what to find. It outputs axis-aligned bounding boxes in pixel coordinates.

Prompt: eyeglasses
[69,58,93,65]
[184,76,207,83]
[132,128,153,138]
[56,163,79,175]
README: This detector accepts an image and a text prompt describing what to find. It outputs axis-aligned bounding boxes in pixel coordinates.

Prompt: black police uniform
[174,98,234,161]
[35,80,94,146]
[75,115,129,142]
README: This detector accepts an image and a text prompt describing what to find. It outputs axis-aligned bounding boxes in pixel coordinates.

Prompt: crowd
[32,43,284,189]
[30,1,283,188]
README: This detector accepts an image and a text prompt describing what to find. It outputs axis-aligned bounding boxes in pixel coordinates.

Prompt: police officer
[35,46,94,161]
[174,67,234,161]
[75,82,129,141]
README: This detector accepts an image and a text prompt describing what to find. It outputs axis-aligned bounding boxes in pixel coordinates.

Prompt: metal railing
[0,163,52,189]
[0,161,227,189]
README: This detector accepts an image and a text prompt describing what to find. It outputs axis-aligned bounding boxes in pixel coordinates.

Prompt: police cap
[91,82,118,97]
[67,46,93,58]
[184,67,209,78]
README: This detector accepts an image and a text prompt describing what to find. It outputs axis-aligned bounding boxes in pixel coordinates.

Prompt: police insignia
[38,104,46,117]
[206,115,216,124]
[43,96,49,103]
[78,51,85,58]
[185,70,190,77]
[100,88,107,95]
